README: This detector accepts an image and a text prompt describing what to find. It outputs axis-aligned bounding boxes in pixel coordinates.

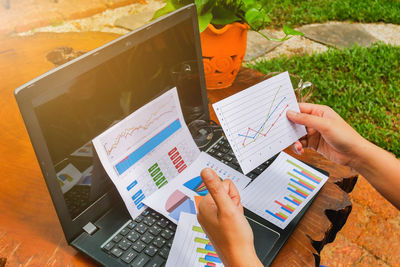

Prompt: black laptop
[14,4,327,266]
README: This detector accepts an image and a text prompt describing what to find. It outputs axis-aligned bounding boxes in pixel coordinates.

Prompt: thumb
[287,110,328,133]
[200,168,235,214]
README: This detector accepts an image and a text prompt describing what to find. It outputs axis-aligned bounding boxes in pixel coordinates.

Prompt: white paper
[71,141,93,157]
[241,152,329,229]
[166,213,224,267]
[56,163,82,193]
[143,152,251,224]
[92,88,200,219]
[212,72,307,174]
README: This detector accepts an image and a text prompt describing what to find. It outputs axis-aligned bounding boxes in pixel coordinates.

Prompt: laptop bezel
[14,4,208,243]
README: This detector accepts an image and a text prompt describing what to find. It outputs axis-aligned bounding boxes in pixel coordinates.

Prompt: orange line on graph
[104,97,175,155]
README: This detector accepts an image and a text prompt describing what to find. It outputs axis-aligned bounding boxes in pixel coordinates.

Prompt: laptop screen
[30,16,206,219]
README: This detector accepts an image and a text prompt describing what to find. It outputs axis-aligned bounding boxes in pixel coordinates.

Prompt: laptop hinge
[83,222,98,235]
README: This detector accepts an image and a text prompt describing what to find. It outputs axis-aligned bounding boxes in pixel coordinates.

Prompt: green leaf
[245,8,261,24]
[195,0,209,14]
[283,25,304,36]
[198,11,213,32]
[211,6,240,25]
[151,0,189,20]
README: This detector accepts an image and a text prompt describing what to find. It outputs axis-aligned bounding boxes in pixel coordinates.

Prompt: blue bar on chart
[127,180,138,191]
[115,119,182,175]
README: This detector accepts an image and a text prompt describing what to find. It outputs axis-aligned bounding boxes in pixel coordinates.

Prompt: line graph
[213,72,307,174]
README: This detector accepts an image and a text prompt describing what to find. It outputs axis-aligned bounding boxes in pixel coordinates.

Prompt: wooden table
[0,33,358,266]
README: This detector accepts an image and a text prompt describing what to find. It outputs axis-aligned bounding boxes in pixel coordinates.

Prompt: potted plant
[153,0,303,89]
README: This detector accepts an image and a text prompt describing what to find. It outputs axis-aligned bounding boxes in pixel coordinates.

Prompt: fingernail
[286,110,298,117]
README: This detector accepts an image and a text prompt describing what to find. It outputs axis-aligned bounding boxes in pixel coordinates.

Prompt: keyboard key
[140,232,154,244]
[149,225,162,236]
[120,227,130,236]
[118,238,132,250]
[135,223,148,234]
[207,148,216,155]
[223,155,233,162]
[147,255,165,267]
[247,172,257,179]
[141,209,150,216]
[152,237,166,248]
[153,213,161,220]
[159,247,170,259]
[214,144,221,149]
[167,240,173,248]
[216,152,223,158]
[144,245,158,257]
[127,221,137,229]
[228,162,239,170]
[102,241,115,252]
[110,247,123,257]
[132,240,146,253]
[127,231,140,242]
[112,234,123,243]
[157,218,169,228]
[131,253,149,267]
[121,249,138,264]
[135,215,144,223]
[218,140,226,146]
[221,148,229,154]
[161,229,173,240]
[143,216,156,226]
[168,224,176,231]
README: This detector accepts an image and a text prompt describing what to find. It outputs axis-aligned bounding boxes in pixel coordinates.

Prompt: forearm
[350,140,400,209]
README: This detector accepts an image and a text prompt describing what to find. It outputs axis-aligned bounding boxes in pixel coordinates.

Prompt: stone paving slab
[245,30,282,61]
[0,0,142,37]
[297,23,379,48]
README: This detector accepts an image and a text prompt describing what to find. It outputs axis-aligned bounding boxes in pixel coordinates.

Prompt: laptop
[14,4,327,266]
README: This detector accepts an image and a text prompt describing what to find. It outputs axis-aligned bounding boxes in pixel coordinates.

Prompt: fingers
[222,179,241,207]
[286,110,328,133]
[200,168,235,214]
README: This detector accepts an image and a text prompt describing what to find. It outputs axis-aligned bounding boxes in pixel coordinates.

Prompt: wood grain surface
[0,33,357,266]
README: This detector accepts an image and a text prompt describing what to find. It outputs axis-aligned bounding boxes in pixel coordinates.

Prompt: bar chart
[165,213,223,267]
[241,152,328,228]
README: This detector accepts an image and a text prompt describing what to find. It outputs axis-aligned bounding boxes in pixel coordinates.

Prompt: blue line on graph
[266,210,285,222]
[137,203,145,210]
[238,97,287,139]
[293,169,320,184]
[287,187,307,199]
[115,119,181,175]
[284,196,300,206]
[290,178,313,191]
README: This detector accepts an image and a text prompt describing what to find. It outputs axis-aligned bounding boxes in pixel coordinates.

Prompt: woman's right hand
[286,103,368,167]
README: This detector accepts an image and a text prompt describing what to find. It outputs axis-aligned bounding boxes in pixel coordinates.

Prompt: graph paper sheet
[166,213,224,267]
[92,88,200,219]
[143,152,251,224]
[212,72,306,174]
[241,152,329,229]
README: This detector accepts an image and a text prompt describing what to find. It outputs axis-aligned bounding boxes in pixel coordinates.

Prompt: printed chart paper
[143,152,251,224]
[92,88,200,219]
[241,152,328,229]
[166,213,223,267]
[212,72,306,174]
[56,163,82,193]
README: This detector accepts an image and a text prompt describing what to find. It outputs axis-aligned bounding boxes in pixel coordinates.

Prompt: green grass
[248,43,400,156]
[266,0,400,27]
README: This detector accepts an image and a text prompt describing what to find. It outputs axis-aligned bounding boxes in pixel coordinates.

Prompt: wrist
[347,139,378,171]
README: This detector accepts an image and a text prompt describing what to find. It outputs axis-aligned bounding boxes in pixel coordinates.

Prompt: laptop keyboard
[102,209,175,266]
[101,135,275,266]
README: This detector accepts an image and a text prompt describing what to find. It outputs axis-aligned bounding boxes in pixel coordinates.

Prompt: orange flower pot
[200,22,249,90]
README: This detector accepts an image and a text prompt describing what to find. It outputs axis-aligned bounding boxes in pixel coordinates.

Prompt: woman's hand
[286,103,368,166]
[197,168,262,267]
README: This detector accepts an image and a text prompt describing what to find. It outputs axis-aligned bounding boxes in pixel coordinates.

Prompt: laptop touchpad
[247,217,280,260]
